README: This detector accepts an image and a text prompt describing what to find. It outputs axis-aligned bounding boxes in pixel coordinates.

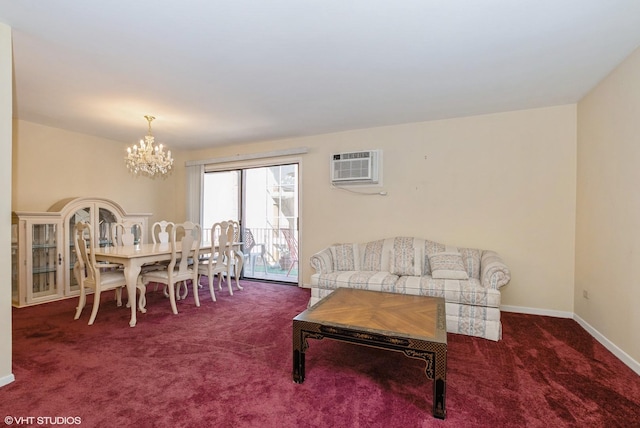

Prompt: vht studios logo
[5,416,82,425]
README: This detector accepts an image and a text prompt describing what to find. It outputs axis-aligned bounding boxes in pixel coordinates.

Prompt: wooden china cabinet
[11,197,151,307]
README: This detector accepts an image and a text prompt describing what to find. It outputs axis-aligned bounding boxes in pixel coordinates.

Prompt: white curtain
[185,164,204,224]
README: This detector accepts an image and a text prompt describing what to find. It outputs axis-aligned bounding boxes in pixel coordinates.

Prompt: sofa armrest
[310,248,335,274]
[480,250,511,289]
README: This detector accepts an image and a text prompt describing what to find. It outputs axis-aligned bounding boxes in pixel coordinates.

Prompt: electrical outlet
[583,290,589,299]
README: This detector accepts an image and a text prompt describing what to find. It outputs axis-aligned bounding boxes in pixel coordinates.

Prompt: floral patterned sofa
[309,237,511,341]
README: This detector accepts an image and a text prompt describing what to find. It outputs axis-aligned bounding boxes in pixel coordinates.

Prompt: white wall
[576,46,640,364]
[187,105,578,313]
[0,23,15,387]
[12,120,181,228]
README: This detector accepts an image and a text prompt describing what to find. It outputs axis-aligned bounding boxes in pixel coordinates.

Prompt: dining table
[93,241,243,327]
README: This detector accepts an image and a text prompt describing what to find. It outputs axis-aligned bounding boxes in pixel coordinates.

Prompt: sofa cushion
[423,239,447,275]
[330,243,360,271]
[394,276,501,308]
[316,271,399,292]
[361,239,386,271]
[389,247,422,276]
[459,247,482,279]
[429,252,469,280]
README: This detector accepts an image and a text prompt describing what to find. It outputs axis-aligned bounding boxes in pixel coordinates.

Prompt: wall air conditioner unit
[331,150,381,185]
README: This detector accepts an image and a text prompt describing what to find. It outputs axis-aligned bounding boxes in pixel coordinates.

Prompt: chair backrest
[111,221,143,246]
[169,221,201,274]
[152,220,174,244]
[74,222,98,288]
[244,228,256,253]
[227,220,240,243]
[209,221,230,268]
[282,229,298,261]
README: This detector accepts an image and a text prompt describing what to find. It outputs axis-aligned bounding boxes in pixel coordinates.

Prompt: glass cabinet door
[26,220,63,301]
[98,207,118,247]
[65,205,120,293]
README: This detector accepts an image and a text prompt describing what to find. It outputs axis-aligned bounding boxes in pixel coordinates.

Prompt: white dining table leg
[192,272,201,307]
[124,262,142,327]
[234,250,244,290]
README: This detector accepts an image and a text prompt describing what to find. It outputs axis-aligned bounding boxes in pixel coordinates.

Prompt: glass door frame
[203,158,302,285]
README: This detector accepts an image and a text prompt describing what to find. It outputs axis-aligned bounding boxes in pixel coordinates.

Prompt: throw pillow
[389,247,422,276]
[330,244,359,271]
[428,251,469,280]
[361,239,384,271]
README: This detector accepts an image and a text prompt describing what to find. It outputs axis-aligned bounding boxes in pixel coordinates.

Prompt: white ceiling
[1,1,640,150]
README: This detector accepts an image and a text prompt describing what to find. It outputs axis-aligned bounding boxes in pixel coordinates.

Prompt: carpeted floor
[2,280,639,427]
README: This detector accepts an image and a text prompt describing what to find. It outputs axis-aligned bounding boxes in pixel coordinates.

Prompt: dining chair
[111,221,143,246]
[141,221,202,314]
[198,221,234,301]
[151,220,174,244]
[228,219,241,243]
[73,221,127,325]
[110,221,151,308]
[223,219,244,294]
[244,228,268,276]
[148,220,175,291]
[282,228,299,276]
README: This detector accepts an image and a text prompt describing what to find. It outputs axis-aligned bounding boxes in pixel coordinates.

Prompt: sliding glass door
[203,163,299,283]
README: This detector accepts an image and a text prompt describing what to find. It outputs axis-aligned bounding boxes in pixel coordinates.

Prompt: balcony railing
[202,226,298,279]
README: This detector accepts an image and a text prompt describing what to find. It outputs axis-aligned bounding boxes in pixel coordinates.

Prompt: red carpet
[2,281,639,427]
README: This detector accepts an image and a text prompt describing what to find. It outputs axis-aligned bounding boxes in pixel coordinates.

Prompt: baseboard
[501,305,573,319]
[0,373,15,388]
[573,314,640,376]
[501,305,640,376]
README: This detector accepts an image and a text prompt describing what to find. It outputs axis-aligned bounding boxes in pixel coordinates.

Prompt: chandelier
[125,115,174,177]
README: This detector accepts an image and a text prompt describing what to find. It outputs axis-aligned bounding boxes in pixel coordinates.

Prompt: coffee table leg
[293,349,305,383]
[292,322,305,383]
[434,377,446,419]
[405,348,447,419]
[433,348,446,419]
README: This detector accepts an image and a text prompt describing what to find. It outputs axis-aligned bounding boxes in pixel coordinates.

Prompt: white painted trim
[501,305,640,376]
[573,314,640,376]
[501,305,573,319]
[0,373,15,388]
[185,147,309,167]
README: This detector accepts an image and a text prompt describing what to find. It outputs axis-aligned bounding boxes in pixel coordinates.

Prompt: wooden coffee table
[293,288,447,419]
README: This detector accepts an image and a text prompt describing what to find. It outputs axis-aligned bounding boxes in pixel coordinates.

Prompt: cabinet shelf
[32,266,58,274]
